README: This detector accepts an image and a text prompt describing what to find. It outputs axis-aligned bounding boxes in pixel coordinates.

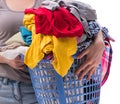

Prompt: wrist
[0,55,10,64]
[95,30,104,41]
[94,30,105,49]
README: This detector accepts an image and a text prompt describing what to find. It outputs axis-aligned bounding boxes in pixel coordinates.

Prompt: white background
[76,0,120,104]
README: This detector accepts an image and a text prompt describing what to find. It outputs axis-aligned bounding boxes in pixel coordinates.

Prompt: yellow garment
[52,36,77,76]
[23,14,77,77]
[23,14,35,32]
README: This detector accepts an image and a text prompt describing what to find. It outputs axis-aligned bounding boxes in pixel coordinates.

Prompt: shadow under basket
[27,54,102,104]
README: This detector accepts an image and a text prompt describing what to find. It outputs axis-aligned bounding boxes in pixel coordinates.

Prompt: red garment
[101,40,113,86]
[25,7,84,38]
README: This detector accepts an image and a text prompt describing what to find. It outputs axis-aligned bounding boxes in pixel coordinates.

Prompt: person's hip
[0,77,38,104]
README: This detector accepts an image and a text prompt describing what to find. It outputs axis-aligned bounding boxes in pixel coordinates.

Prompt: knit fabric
[23,14,77,77]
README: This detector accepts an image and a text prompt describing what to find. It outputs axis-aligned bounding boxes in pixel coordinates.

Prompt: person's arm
[0,55,25,70]
[0,55,9,63]
[75,30,105,80]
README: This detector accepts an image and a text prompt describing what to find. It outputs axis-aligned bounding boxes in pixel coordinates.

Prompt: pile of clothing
[0,0,114,86]
[23,0,100,76]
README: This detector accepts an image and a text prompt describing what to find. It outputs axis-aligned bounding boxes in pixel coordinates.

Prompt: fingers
[75,59,91,75]
[14,56,25,69]
[76,63,97,80]
[76,49,88,59]
[15,55,21,60]
[77,65,93,80]
[87,67,96,80]
[18,65,26,70]
[78,65,91,80]
[15,65,26,70]
[15,55,24,63]
[14,62,25,69]
[17,61,25,66]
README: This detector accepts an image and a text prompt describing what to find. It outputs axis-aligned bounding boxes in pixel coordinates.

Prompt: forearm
[0,55,9,64]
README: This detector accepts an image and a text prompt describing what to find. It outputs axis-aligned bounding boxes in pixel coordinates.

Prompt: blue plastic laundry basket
[26,44,102,104]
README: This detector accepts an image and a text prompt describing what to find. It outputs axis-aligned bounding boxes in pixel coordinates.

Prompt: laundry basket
[25,44,102,104]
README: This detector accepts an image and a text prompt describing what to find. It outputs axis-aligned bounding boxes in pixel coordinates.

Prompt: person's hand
[75,30,105,80]
[7,55,26,70]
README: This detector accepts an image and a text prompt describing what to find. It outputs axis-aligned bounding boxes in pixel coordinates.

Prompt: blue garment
[19,26,32,45]
[102,27,111,39]
[88,21,100,37]
[87,21,114,41]
[0,77,38,104]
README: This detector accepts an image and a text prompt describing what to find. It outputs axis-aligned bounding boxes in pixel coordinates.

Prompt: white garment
[0,46,29,59]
